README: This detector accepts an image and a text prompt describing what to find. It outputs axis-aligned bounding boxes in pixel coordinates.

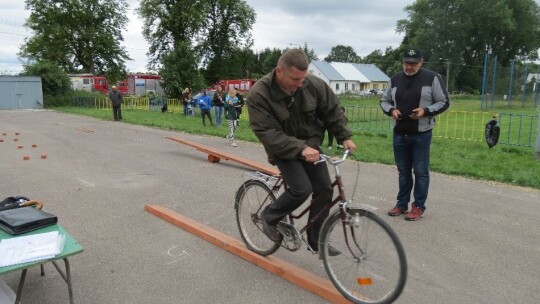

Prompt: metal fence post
[534,106,540,159]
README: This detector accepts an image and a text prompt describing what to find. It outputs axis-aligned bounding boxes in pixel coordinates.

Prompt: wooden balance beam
[165,136,279,176]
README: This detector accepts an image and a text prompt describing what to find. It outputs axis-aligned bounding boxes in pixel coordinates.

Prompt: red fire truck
[212,79,256,93]
[115,80,129,95]
[69,74,109,94]
[127,74,164,96]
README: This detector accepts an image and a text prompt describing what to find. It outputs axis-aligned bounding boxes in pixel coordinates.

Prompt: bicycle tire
[320,208,407,304]
[235,180,282,256]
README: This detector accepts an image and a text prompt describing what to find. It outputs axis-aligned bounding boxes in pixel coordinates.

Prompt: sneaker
[231,142,237,147]
[387,206,407,216]
[337,144,343,150]
[405,203,424,221]
[262,217,281,242]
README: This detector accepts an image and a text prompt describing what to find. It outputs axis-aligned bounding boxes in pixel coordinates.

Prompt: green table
[0,224,84,304]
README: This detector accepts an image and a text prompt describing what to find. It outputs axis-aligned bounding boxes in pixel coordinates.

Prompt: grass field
[53,98,540,190]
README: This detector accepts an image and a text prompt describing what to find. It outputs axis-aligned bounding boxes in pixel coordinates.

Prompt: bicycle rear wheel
[235,180,282,256]
[320,208,407,304]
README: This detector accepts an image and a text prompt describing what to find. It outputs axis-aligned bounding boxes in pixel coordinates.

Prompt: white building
[308,61,389,95]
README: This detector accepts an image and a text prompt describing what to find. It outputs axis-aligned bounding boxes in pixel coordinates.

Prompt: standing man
[380,48,450,221]
[197,90,214,127]
[108,85,123,121]
[248,49,357,255]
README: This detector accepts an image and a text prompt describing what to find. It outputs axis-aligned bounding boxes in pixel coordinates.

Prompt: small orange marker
[23,156,30,160]
[32,144,38,148]
[357,277,373,286]
[17,145,24,149]
[41,154,47,159]
[0,139,4,142]
[14,138,19,142]
[15,132,19,135]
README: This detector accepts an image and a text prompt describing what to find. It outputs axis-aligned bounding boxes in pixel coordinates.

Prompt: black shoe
[262,218,281,242]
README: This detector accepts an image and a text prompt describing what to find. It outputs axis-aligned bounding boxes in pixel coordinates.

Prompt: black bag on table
[0,197,57,235]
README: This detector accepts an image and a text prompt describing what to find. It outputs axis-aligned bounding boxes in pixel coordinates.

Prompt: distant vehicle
[359,89,373,97]
[127,74,164,96]
[69,74,109,94]
[212,79,256,94]
[115,80,129,95]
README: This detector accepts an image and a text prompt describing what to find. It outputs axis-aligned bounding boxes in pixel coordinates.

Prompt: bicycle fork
[339,204,366,262]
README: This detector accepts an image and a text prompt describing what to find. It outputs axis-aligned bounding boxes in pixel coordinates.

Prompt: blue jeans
[215,106,223,126]
[393,130,432,210]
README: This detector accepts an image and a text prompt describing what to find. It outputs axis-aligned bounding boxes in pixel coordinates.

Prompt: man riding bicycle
[247,49,357,255]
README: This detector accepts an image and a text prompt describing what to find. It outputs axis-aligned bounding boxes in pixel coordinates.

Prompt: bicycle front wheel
[235,180,282,256]
[320,208,407,304]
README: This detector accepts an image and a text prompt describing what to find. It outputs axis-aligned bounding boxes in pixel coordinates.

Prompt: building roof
[310,61,389,83]
[353,64,390,82]
[331,62,370,82]
[310,61,344,81]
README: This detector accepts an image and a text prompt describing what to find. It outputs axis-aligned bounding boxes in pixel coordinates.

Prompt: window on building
[335,83,340,90]
[345,83,349,90]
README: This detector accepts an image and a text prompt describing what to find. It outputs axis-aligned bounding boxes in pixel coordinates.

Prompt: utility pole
[445,60,450,91]
[534,106,540,159]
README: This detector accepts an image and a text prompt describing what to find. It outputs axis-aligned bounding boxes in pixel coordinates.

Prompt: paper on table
[0,231,65,267]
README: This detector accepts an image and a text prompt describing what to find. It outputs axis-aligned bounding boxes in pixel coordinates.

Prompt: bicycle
[234,150,407,304]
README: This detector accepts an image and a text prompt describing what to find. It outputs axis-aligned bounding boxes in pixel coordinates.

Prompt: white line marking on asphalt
[167,245,189,264]
[76,178,95,187]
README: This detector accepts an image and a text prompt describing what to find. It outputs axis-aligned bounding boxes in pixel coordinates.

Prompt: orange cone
[23,156,30,160]
[17,145,24,149]
[41,154,47,159]
[32,144,38,148]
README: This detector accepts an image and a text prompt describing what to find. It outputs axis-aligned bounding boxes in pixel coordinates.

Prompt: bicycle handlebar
[315,149,350,166]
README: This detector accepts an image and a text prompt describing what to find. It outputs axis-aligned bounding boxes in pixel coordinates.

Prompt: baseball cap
[402,48,422,63]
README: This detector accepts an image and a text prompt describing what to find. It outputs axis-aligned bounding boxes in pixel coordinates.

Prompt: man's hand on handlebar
[342,139,357,153]
[302,146,320,163]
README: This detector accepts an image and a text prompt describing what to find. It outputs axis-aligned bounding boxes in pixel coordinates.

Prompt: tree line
[19,0,540,99]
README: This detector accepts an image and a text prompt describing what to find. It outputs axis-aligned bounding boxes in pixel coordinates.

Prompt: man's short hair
[278,49,309,71]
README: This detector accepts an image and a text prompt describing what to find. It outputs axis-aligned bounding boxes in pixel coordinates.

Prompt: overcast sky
[0,0,414,74]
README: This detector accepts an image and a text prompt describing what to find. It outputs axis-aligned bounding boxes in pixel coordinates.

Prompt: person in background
[212,86,225,126]
[197,90,214,126]
[182,88,191,116]
[234,86,244,126]
[325,106,347,149]
[247,49,357,255]
[224,89,239,147]
[108,85,123,121]
[380,48,450,221]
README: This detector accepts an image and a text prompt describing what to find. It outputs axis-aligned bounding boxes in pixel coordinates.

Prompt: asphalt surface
[0,109,538,304]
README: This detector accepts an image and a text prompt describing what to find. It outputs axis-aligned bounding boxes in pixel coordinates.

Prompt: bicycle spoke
[320,208,407,304]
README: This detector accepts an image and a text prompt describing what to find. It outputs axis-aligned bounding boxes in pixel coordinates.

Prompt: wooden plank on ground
[144,204,350,304]
[165,136,279,176]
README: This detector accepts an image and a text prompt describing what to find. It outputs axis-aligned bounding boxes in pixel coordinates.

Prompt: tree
[20,0,131,80]
[324,45,361,63]
[396,0,540,92]
[21,60,72,97]
[159,42,201,97]
[138,0,256,89]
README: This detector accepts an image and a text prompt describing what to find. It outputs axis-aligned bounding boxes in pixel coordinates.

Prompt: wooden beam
[144,205,350,304]
[165,136,279,176]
